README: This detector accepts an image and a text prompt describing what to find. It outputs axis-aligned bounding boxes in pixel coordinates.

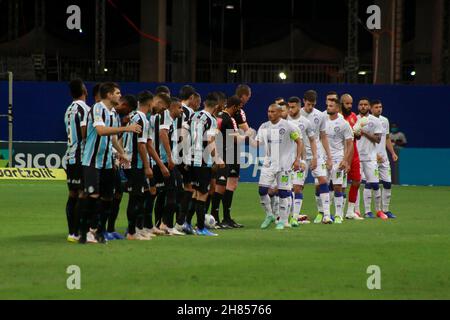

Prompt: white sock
[320,193,331,218]
[287,196,293,217]
[347,202,356,217]
[279,197,289,224]
[260,194,273,218]
[382,188,392,212]
[356,188,361,213]
[335,195,344,218]
[293,194,303,219]
[315,195,323,213]
[343,195,347,211]
[273,196,280,218]
[374,188,382,212]
[363,188,372,214]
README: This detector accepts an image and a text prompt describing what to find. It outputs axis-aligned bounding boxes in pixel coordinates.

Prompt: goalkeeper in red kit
[341,94,364,219]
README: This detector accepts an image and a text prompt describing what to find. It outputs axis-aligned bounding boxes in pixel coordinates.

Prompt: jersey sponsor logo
[334,126,341,133]
[279,128,286,135]
[314,118,320,124]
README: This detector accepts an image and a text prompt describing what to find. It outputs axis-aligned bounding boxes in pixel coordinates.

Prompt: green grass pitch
[0,181,449,300]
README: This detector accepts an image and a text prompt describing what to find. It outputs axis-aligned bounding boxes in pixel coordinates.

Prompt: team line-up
[64,81,397,244]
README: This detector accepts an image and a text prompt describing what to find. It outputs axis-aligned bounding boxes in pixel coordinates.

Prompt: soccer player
[356,98,388,220]
[174,86,199,234]
[210,95,242,228]
[188,93,222,236]
[300,90,334,224]
[122,91,153,240]
[371,100,398,219]
[64,79,90,243]
[155,97,185,235]
[80,82,142,244]
[253,104,304,230]
[145,93,171,236]
[325,98,354,224]
[106,94,138,240]
[287,96,317,225]
[340,94,364,220]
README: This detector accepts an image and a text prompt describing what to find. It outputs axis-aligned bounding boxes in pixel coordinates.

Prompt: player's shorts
[259,167,291,191]
[292,158,327,186]
[227,164,240,178]
[360,161,379,184]
[215,164,241,186]
[83,166,115,198]
[66,163,83,191]
[124,168,148,196]
[177,164,192,186]
[378,159,392,183]
[328,162,346,185]
[153,164,179,192]
[347,156,362,182]
[291,169,307,186]
[192,166,212,194]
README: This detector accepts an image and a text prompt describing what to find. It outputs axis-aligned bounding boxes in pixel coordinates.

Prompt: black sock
[205,194,212,214]
[186,198,196,225]
[222,190,234,221]
[99,200,112,234]
[143,191,156,229]
[127,195,138,235]
[196,200,206,230]
[81,197,97,238]
[136,195,145,230]
[211,192,223,222]
[73,198,81,237]
[154,191,166,228]
[163,192,176,228]
[107,196,122,233]
[177,190,193,225]
[66,196,77,235]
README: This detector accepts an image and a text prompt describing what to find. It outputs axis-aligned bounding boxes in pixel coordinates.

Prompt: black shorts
[177,164,192,186]
[114,167,126,194]
[192,166,212,194]
[228,164,241,178]
[66,163,83,191]
[153,164,179,192]
[83,166,115,198]
[124,168,148,196]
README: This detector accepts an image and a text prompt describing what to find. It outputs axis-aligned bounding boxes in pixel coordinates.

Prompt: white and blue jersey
[64,100,90,166]
[157,110,176,164]
[188,110,217,168]
[123,111,149,169]
[82,102,119,169]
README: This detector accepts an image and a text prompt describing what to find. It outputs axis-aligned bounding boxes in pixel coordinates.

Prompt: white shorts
[259,167,292,191]
[361,161,379,184]
[292,158,327,186]
[378,160,392,183]
[328,162,346,185]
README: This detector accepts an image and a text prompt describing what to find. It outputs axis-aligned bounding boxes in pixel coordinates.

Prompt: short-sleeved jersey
[217,111,239,165]
[356,114,383,162]
[123,111,149,169]
[188,110,217,168]
[288,115,315,161]
[256,119,301,172]
[157,110,176,164]
[300,108,327,159]
[82,102,118,169]
[376,115,390,158]
[344,112,360,161]
[325,117,354,163]
[172,104,195,165]
[64,100,90,165]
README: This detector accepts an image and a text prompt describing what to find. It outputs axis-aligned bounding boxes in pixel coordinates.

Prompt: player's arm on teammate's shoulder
[96,123,141,137]
[386,134,399,162]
